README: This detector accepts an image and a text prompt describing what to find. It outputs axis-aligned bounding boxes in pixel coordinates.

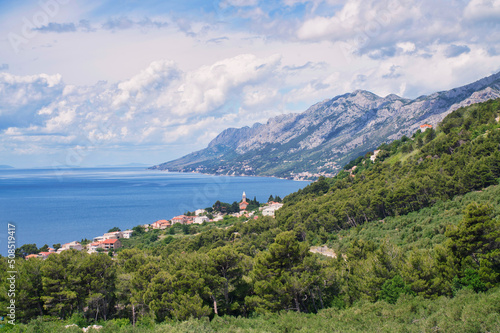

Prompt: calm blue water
[0,167,308,255]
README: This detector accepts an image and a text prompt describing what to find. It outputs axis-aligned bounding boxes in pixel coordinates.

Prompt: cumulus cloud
[464,0,500,22]
[293,0,499,60]
[0,73,64,130]
[0,54,286,160]
[1,0,500,167]
[175,54,281,115]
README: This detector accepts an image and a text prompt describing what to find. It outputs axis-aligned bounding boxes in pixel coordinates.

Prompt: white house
[262,203,284,217]
[58,241,83,252]
[103,231,122,240]
[194,216,210,224]
[151,220,171,229]
[87,241,102,254]
[212,214,224,222]
[370,150,381,162]
[195,209,206,216]
[122,230,133,239]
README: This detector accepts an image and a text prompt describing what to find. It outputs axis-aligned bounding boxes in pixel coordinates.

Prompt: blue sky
[0,0,499,168]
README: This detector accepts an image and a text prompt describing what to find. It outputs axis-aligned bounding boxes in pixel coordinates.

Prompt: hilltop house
[151,219,171,229]
[57,241,82,253]
[370,150,381,162]
[38,251,55,259]
[93,236,104,242]
[195,209,206,216]
[212,214,224,222]
[25,254,39,260]
[102,239,121,251]
[122,230,133,238]
[420,124,433,131]
[172,215,188,225]
[194,216,210,224]
[87,241,103,254]
[262,202,284,217]
[86,239,122,253]
[103,231,123,239]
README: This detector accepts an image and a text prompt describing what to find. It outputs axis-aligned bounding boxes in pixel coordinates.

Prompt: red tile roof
[102,239,119,244]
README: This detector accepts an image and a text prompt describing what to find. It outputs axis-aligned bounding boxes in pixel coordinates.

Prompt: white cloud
[296,0,413,41]
[1,0,500,167]
[175,54,281,115]
[464,0,500,21]
[220,0,260,8]
[396,42,416,54]
[114,60,180,107]
[294,0,498,60]
[0,72,64,129]
[0,54,286,162]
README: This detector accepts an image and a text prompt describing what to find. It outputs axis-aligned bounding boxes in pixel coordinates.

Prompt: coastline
[1,168,309,255]
[148,167,316,182]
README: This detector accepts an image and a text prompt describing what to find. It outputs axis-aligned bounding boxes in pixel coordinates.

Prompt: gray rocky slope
[151,71,500,179]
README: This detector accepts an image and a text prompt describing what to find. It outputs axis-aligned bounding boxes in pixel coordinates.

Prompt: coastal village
[21,126,434,260]
[24,192,284,259]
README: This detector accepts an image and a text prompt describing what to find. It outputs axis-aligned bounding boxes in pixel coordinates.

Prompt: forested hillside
[1,99,499,332]
[279,98,500,234]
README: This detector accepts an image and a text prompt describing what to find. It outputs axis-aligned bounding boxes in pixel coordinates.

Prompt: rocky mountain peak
[152,71,500,179]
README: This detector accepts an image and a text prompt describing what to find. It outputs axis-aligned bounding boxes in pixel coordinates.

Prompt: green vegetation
[280,98,500,235]
[1,99,499,331]
[332,184,500,252]
[14,243,52,258]
[5,288,500,332]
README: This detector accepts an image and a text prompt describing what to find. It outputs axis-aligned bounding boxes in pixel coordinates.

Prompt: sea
[0,167,308,256]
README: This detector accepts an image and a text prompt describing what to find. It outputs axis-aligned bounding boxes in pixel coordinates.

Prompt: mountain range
[151,71,500,179]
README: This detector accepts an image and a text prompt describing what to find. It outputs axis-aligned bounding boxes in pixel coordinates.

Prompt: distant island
[0,165,14,169]
[96,163,152,168]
